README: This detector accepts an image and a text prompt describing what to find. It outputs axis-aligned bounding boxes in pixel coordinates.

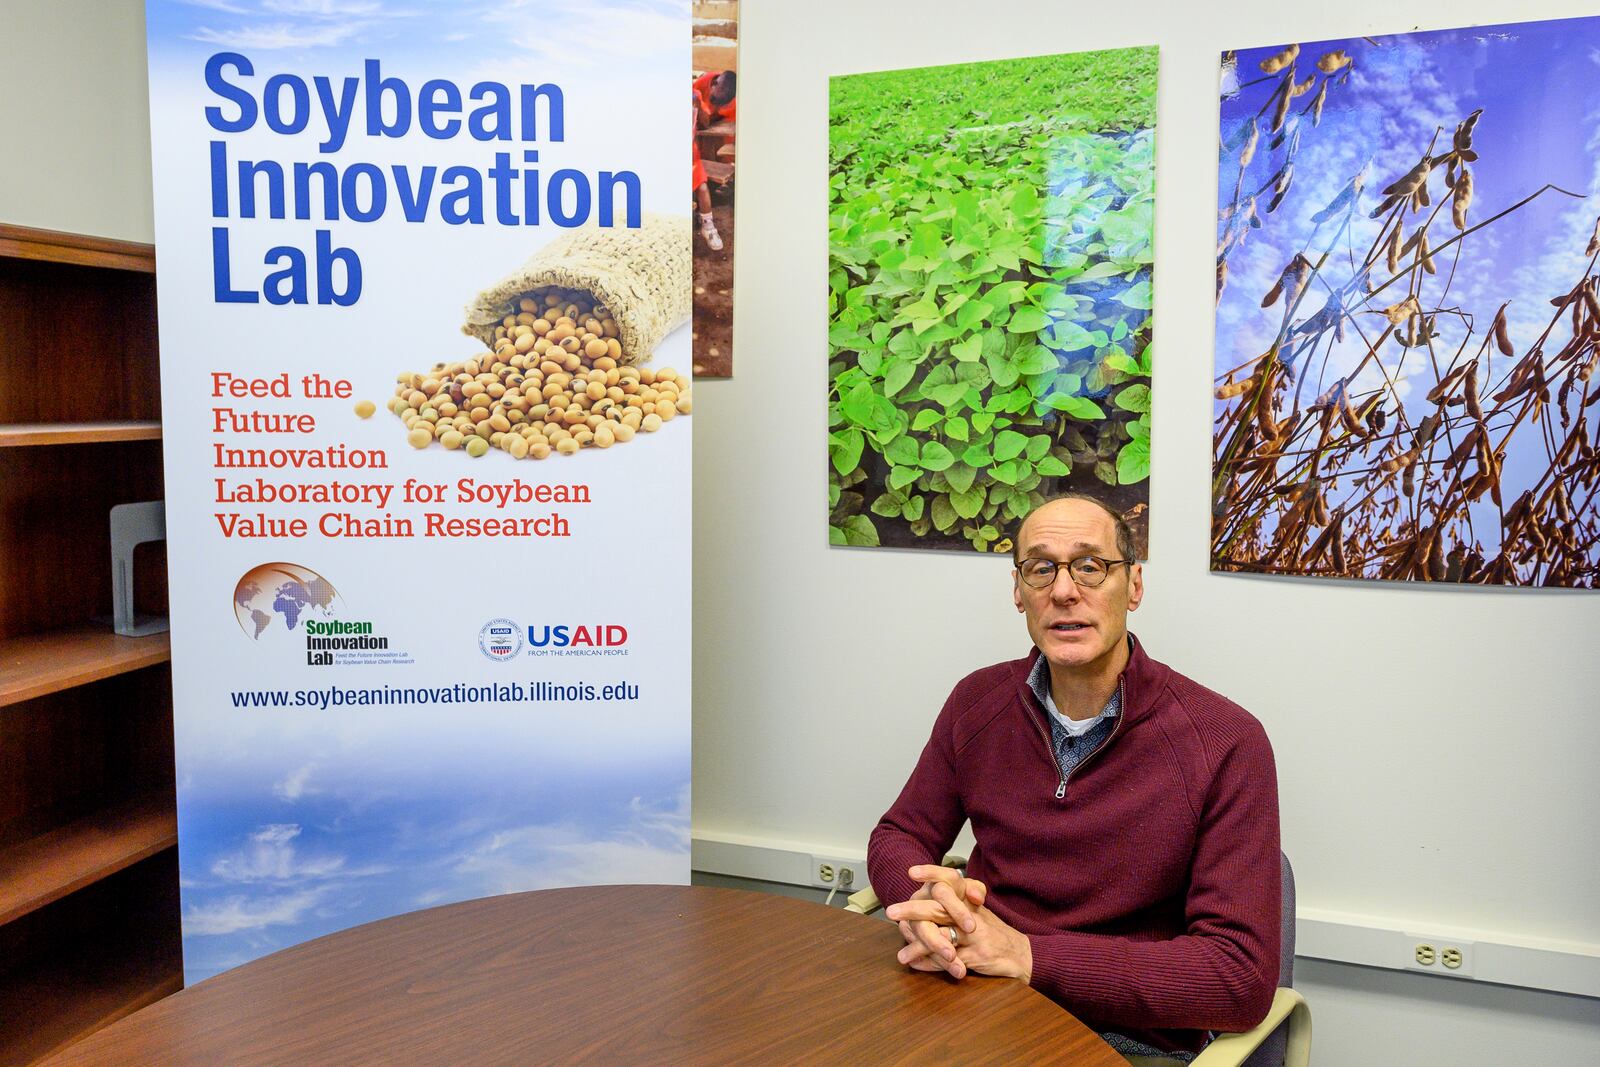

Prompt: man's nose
[1048,568,1082,602]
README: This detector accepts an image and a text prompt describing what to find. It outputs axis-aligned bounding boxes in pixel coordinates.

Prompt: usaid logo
[478,618,523,661]
[526,624,629,655]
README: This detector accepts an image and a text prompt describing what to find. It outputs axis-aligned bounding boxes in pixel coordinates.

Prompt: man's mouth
[1049,622,1090,633]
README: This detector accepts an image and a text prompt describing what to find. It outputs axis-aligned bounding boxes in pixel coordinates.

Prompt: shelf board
[0,626,171,708]
[0,223,154,273]
[0,798,177,927]
[0,941,181,1065]
[0,422,162,447]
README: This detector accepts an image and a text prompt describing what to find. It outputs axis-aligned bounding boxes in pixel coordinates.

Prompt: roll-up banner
[146,2,692,984]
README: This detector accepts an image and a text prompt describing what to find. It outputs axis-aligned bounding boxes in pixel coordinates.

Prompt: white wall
[0,0,154,242]
[695,0,1600,1063]
[6,2,1596,1064]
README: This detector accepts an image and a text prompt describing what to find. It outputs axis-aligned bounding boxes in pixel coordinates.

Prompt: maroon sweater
[868,637,1280,1056]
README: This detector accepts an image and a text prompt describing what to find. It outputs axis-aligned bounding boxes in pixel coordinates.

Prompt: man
[867,494,1280,1063]
[692,92,722,252]
[694,69,737,126]
[692,70,736,252]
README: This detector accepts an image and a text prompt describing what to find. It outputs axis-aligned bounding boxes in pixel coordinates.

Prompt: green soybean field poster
[828,47,1157,555]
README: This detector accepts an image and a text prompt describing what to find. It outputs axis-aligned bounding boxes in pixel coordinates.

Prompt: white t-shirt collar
[1043,688,1117,737]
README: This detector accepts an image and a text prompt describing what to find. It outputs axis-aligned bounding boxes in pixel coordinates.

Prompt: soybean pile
[828,48,1157,554]
[388,288,690,460]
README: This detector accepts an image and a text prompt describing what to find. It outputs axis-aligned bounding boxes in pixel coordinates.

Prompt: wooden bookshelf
[0,422,162,447]
[0,852,182,1066]
[0,223,180,1061]
[0,795,177,926]
[0,938,182,1065]
[0,224,155,274]
[0,627,172,708]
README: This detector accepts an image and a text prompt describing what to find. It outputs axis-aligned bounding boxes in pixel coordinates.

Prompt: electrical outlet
[1405,933,1475,978]
[1439,941,1474,976]
[809,855,863,891]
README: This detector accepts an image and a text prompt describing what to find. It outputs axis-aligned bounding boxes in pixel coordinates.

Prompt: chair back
[1242,851,1295,1067]
[1278,851,1295,986]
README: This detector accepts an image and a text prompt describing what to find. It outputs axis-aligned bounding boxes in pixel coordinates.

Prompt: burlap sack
[462,213,691,364]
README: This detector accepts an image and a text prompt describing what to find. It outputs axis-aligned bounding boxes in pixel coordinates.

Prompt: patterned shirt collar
[1026,651,1122,725]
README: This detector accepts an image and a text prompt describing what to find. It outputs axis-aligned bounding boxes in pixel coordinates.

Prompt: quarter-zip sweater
[868,637,1280,1057]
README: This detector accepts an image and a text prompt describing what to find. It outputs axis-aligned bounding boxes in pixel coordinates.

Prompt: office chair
[844,852,1310,1067]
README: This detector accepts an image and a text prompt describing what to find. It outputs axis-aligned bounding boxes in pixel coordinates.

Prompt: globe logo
[234,563,341,640]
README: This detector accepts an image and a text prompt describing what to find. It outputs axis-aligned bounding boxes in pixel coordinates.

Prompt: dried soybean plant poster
[828,48,1157,554]
[693,0,737,377]
[1214,17,1600,586]
[146,0,691,984]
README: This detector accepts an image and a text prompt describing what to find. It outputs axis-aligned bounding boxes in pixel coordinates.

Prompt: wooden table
[44,885,1125,1065]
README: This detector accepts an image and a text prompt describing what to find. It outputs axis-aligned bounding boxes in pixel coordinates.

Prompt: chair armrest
[844,886,881,914]
[841,855,968,915]
[1190,987,1311,1067]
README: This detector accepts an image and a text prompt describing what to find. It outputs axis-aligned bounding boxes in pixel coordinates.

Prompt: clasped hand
[883,864,1032,982]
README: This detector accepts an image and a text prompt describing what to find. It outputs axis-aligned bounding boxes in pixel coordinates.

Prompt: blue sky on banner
[1216,14,1600,517]
[147,0,685,69]
[180,766,689,980]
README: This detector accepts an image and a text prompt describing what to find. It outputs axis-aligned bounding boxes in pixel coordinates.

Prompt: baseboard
[692,830,865,888]
[691,832,1600,999]
[1295,907,1600,999]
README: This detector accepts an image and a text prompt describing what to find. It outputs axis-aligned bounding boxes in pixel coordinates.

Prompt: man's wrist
[1014,931,1034,984]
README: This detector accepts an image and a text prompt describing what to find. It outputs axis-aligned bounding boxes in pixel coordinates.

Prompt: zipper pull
[1055,779,1066,800]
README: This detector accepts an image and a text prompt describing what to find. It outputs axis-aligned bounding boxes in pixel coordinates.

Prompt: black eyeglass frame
[1014,555,1135,589]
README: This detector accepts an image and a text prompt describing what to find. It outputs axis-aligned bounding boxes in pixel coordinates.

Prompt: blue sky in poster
[1219,16,1600,379]
[1215,15,1600,573]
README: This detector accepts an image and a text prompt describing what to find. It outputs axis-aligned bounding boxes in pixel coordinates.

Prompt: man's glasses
[1016,555,1133,589]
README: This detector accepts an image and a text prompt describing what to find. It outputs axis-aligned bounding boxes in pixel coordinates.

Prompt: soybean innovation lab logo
[233,563,412,667]
[479,618,524,661]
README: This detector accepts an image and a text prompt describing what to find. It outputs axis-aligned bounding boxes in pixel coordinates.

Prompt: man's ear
[1013,571,1025,612]
[1126,562,1144,612]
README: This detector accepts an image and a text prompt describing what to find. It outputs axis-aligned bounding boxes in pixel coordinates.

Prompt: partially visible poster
[1213,18,1600,586]
[827,49,1157,555]
[146,1,692,984]
[692,0,737,378]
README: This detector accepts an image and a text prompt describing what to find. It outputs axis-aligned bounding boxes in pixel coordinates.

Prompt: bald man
[867,494,1280,1063]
